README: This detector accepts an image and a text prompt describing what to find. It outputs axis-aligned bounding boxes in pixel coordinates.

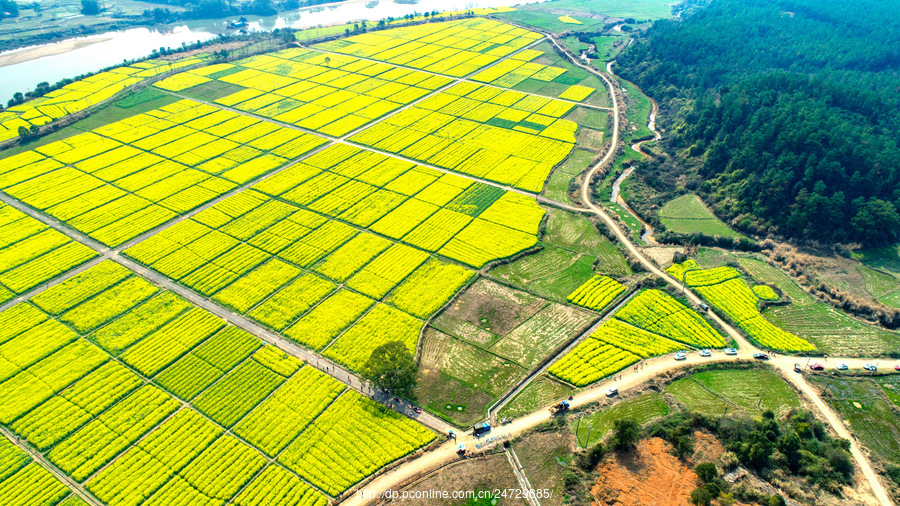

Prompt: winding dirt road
[342,34,895,506]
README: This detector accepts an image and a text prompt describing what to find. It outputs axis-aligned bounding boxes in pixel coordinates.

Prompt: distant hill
[617,0,900,245]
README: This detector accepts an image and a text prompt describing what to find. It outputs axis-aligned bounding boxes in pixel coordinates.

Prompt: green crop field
[666,369,800,418]
[420,278,594,425]
[492,209,630,301]
[572,391,669,447]
[812,376,900,462]
[737,258,900,356]
[617,77,654,142]
[499,374,575,419]
[850,244,900,306]
[658,194,744,239]
[494,10,609,35]
[498,0,675,29]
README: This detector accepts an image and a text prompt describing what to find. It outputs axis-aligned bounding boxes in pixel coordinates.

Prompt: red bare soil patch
[590,437,698,506]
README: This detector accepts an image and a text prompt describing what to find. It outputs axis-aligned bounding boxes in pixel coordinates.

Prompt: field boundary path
[487,288,639,422]
[0,426,103,506]
[0,23,893,506]
[341,31,895,506]
[0,183,455,435]
[505,446,540,506]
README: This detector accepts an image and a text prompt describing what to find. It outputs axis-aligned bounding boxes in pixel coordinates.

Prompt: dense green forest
[618,0,900,245]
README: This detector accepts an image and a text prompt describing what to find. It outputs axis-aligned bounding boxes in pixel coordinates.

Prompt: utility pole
[576,414,583,447]
[757,384,768,409]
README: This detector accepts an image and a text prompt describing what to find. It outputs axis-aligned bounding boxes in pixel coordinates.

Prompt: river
[0,0,545,101]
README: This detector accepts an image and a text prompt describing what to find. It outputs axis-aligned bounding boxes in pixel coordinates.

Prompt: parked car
[837,363,849,371]
[794,364,802,373]
[895,364,900,371]
[753,353,769,360]
[699,349,712,357]
[810,363,824,371]
[863,363,877,372]
[674,352,687,361]
[699,302,709,312]
[605,387,619,397]
[724,348,738,355]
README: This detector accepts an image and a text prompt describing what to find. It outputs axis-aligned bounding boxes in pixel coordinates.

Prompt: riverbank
[0,37,111,68]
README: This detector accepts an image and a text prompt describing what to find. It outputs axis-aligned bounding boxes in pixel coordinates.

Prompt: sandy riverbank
[0,37,110,68]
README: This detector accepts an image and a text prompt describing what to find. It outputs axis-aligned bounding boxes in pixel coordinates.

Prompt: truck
[472,422,491,436]
[549,400,570,414]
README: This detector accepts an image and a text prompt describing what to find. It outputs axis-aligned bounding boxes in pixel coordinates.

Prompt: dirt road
[342,34,894,506]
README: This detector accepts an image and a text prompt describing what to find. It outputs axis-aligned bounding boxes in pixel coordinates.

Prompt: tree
[768,495,786,506]
[80,0,100,15]
[695,462,718,483]
[689,487,712,506]
[777,432,802,473]
[360,341,417,399]
[612,419,640,451]
[577,441,606,470]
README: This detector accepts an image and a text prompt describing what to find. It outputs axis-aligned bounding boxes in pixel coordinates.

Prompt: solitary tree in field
[360,340,418,399]
[612,419,640,451]
[81,0,100,15]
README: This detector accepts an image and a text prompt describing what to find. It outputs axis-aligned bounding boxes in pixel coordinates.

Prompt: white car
[864,363,877,372]
[674,352,687,361]
[699,349,712,357]
[605,387,619,397]
[836,363,849,371]
[723,348,738,355]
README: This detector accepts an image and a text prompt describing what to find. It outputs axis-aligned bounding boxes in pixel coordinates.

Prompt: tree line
[617,0,900,246]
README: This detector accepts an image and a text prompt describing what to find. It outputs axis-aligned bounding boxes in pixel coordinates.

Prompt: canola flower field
[0,261,434,505]
[549,288,726,386]
[667,261,816,351]
[0,15,610,506]
[0,57,206,144]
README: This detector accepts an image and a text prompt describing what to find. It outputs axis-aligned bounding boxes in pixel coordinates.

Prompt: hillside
[616,0,900,245]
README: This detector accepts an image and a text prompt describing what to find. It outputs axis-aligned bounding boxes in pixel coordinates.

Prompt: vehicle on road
[699,349,712,357]
[810,363,824,371]
[413,407,422,414]
[473,422,491,436]
[549,400,570,414]
[674,351,687,360]
[753,353,769,360]
[724,348,738,355]
[895,364,899,371]
[837,363,849,371]
[500,418,512,425]
[699,302,709,312]
[794,364,802,373]
[864,363,877,372]
[605,387,619,397]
